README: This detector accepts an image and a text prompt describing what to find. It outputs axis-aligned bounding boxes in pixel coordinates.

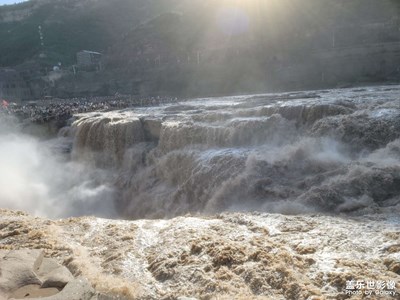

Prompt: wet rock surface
[0,249,96,300]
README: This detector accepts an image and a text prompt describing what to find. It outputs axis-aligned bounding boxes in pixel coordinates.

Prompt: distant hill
[1,0,399,97]
[0,0,178,67]
[106,0,400,95]
[110,0,400,63]
[2,0,398,68]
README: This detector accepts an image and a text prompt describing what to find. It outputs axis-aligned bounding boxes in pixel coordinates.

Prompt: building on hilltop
[0,68,31,101]
[76,50,103,71]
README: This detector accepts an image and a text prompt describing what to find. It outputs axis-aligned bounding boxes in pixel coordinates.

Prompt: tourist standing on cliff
[1,100,9,112]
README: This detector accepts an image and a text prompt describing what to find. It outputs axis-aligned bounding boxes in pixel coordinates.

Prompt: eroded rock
[0,249,94,300]
[0,249,44,297]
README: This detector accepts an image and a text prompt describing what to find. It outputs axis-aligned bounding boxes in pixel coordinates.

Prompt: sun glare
[214,0,287,37]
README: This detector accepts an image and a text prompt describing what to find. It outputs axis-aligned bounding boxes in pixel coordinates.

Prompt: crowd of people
[0,95,179,123]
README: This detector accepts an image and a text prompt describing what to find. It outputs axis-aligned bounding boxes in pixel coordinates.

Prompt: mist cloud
[0,114,116,218]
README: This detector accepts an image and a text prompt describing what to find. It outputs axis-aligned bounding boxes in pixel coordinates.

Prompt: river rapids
[70,86,400,219]
[0,85,399,299]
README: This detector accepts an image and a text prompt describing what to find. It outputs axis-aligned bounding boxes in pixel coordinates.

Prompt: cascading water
[68,86,400,219]
[1,86,400,299]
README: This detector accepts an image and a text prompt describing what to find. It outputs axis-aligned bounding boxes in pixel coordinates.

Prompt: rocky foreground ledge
[0,249,95,299]
[0,209,398,300]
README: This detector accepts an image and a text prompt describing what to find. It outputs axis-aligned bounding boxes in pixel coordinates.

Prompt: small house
[76,50,103,70]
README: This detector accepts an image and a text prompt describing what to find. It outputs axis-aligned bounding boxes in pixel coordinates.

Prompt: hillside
[111,0,400,61]
[1,0,400,97]
[0,0,177,67]
[2,0,399,68]
[105,0,400,95]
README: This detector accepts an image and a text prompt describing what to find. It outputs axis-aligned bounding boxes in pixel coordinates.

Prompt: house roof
[78,50,102,55]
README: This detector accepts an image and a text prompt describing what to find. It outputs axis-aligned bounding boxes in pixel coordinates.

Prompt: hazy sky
[0,0,27,5]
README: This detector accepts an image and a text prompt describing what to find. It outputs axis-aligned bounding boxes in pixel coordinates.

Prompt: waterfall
[68,87,400,219]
